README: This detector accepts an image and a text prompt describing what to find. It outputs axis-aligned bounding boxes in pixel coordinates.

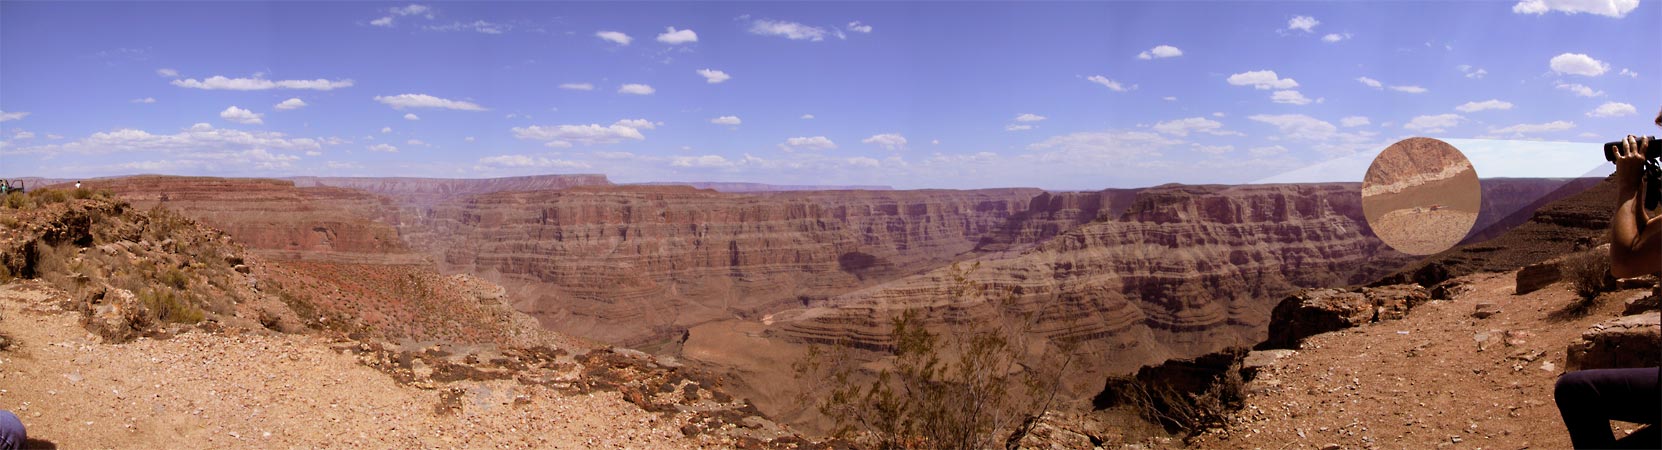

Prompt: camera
[1603,136,1661,161]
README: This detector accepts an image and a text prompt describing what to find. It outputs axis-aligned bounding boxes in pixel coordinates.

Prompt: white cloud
[305,150,322,156]
[1549,53,1610,76]
[710,115,742,126]
[511,119,655,147]
[1588,101,1638,117]
[1457,65,1488,79]
[1006,124,1034,131]
[219,106,264,125]
[1340,116,1371,127]
[423,20,508,34]
[697,69,731,84]
[0,111,28,122]
[1163,96,1177,101]
[1193,144,1233,155]
[800,114,815,120]
[380,127,392,134]
[1025,130,1179,165]
[403,113,420,121]
[464,136,475,142]
[1136,45,1182,60]
[847,21,873,33]
[1455,99,1514,113]
[1489,120,1576,135]
[1228,70,1299,90]
[559,83,595,91]
[1249,145,1289,157]
[274,98,307,111]
[618,84,655,95]
[1555,81,1605,97]
[370,17,394,27]
[406,139,428,146]
[1270,90,1313,105]
[862,133,908,151]
[390,4,431,17]
[366,143,399,153]
[5,123,326,157]
[1619,68,1639,78]
[1015,113,1047,122]
[780,136,837,151]
[172,75,354,91]
[373,93,487,111]
[750,19,829,41]
[657,27,698,44]
[1389,85,1428,94]
[671,155,734,168]
[12,131,34,140]
[1248,114,1338,140]
[1086,75,1131,92]
[1356,76,1383,89]
[156,68,179,77]
[596,31,632,45]
[1286,15,1320,32]
[1248,114,1382,156]
[1153,117,1241,136]
[1512,0,1640,17]
[1321,33,1351,42]
[131,97,157,104]
[1403,114,1463,132]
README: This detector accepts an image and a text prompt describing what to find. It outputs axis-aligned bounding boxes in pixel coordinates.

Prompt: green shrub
[162,268,189,290]
[72,188,93,199]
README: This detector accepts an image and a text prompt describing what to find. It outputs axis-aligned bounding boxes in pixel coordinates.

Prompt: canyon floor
[1192,272,1656,450]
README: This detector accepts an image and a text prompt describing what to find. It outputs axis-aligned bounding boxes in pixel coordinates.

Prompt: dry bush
[139,288,204,324]
[3,193,32,209]
[1564,250,1615,315]
[72,188,93,200]
[30,189,68,205]
[795,263,1075,449]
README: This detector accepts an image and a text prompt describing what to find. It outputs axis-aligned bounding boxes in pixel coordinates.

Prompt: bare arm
[1610,135,1662,278]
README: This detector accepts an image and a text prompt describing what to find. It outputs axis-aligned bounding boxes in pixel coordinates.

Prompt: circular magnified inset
[1361,137,1482,255]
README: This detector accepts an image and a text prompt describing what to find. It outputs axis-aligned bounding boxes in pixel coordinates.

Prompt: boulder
[1516,261,1562,295]
[1623,290,1659,315]
[1261,284,1428,350]
[1364,284,1430,321]
[1565,312,1661,371]
[1472,302,1501,319]
[1261,289,1371,350]
[1431,278,1475,300]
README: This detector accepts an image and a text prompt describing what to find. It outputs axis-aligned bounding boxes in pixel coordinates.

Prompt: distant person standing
[1553,106,1662,449]
[1,179,9,195]
[0,409,23,450]
[74,181,81,189]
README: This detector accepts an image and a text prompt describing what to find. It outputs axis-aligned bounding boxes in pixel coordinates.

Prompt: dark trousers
[1555,367,1662,449]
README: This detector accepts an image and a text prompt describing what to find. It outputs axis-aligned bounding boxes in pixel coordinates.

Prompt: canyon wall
[403,185,1050,345]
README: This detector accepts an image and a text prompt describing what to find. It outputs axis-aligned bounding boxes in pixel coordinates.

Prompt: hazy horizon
[2,1,1657,190]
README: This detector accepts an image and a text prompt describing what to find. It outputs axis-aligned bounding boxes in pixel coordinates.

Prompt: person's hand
[1614,134,1648,185]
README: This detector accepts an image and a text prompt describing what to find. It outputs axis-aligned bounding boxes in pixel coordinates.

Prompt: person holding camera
[1553,107,1662,449]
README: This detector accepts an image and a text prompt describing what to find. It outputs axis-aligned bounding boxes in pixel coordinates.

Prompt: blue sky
[1,1,1657,190]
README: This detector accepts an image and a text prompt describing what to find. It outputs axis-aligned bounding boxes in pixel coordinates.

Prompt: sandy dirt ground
[0,281,703,449]
[1192,272,1655,450]
[1370,208,1479,255]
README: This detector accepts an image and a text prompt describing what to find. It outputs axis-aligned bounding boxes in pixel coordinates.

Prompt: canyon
[66,173,1606,431]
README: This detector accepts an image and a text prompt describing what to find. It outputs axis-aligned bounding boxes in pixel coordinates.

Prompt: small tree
[796,263,1076,449]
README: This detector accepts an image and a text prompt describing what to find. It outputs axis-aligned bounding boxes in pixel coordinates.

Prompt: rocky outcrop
[1259,284,1429,350]
[1565,311,1661,371]
[93,176,409,258]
